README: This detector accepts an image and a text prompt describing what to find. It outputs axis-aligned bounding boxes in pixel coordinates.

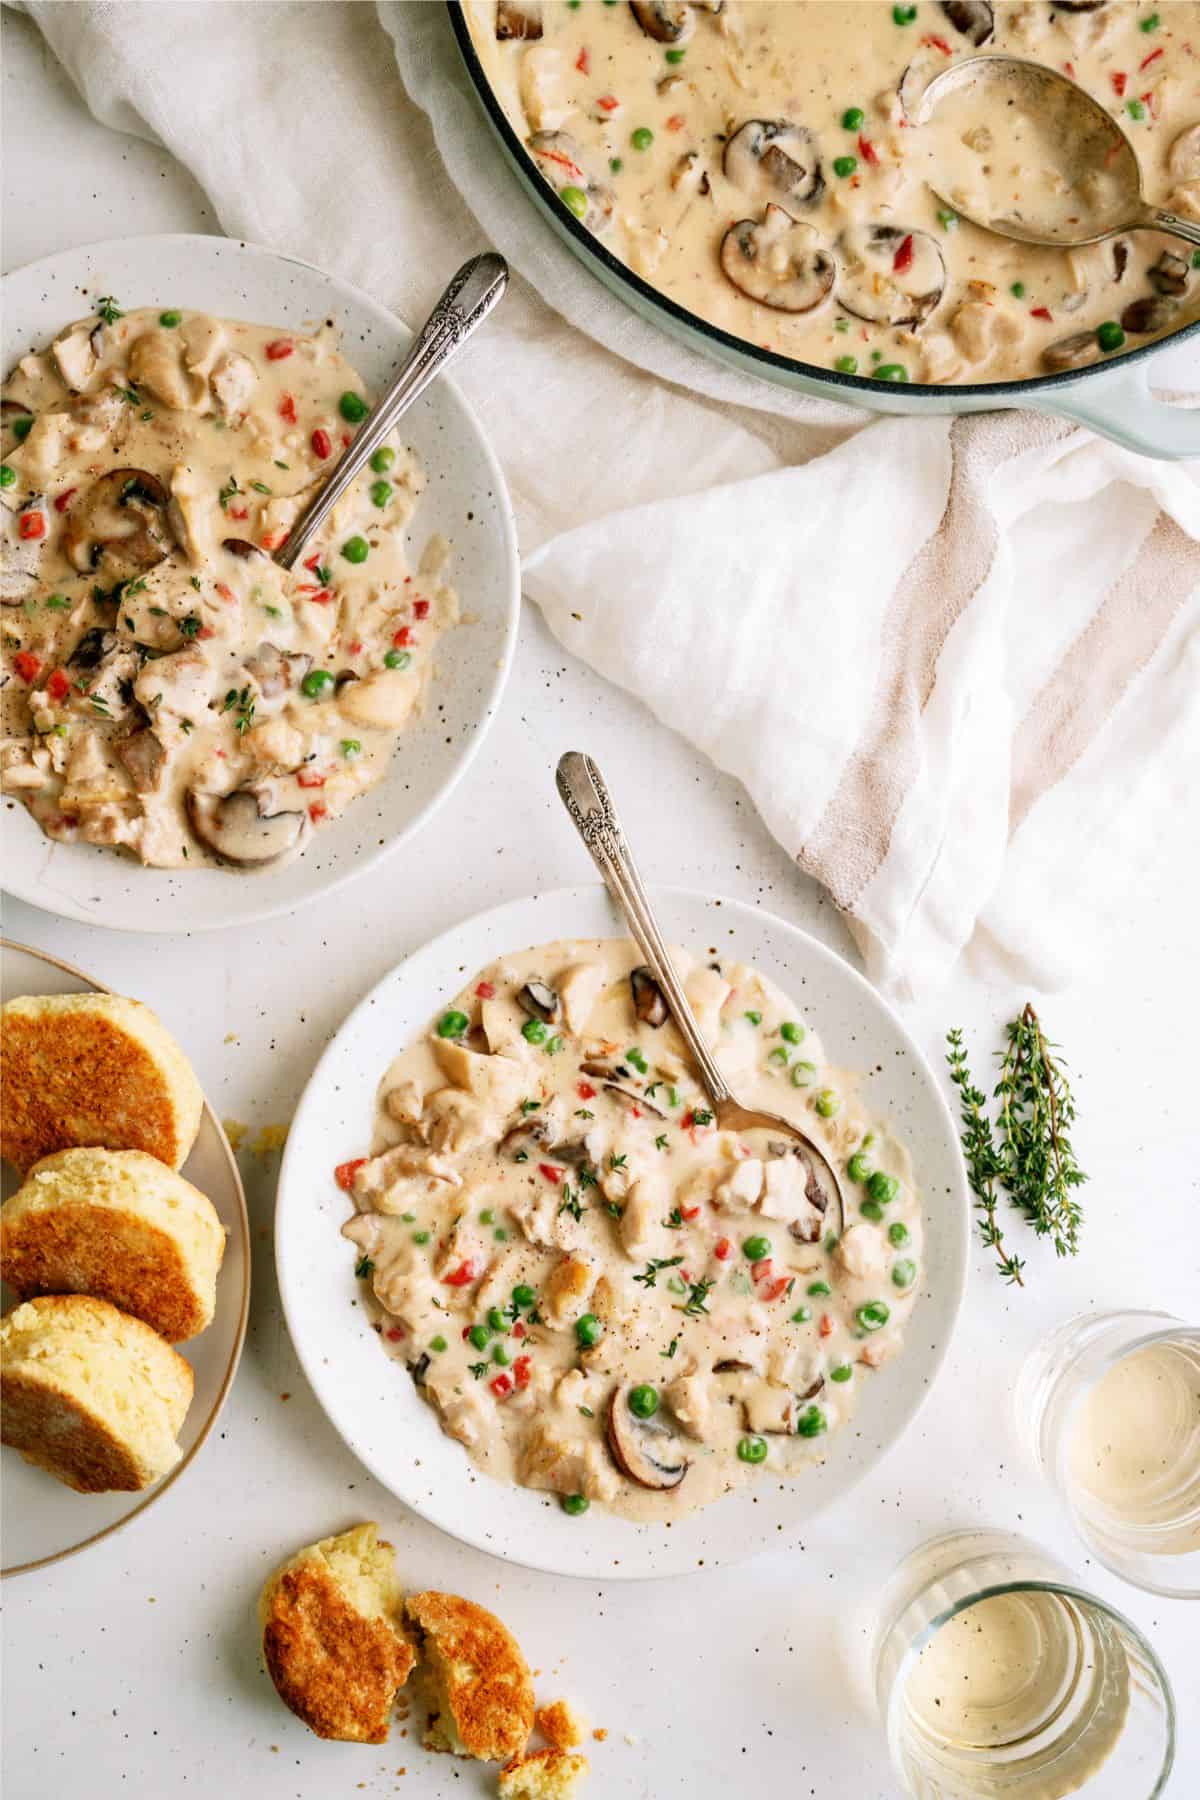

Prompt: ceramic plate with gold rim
[0,940,250,1576]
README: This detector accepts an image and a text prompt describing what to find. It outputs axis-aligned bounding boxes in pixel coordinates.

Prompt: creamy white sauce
[468,0,1200,383]
[340,935,923,1523]
[1,307,459,868]
[1068,1338,1200,1554]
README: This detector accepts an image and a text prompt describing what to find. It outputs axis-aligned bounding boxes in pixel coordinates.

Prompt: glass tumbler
[1015,1310,1200,1598]
[871,1528,1175,1798]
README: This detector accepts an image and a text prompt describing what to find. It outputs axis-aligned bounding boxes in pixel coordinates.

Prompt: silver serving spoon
[556,750,846,1236]
[917,55,1200,252]
[272,253,508,571]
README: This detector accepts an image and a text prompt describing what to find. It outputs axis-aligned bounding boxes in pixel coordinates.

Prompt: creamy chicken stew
[0,305,458,868]
[340,938,922,1522]
[467,0,1200,383]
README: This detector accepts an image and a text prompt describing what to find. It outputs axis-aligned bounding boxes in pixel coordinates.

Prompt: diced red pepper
[596,95,619,113]
[538,1162,564,1185]
[513,1354,532,1388]
[259,528,288,552]
[680,1110,695,1130]
[920,33,952,54]
[751,1258,773,1284]
[392,626,414,648]
[46,668,71,702]
[18,511,45,541]
[341,432,352,448]
[1111,70,1127,96]
[413,598,430,620]
[347,640,363,656]
[575,46,589,73]
[892,234,915,274]
[54,488,77,513]
[1139,47,1163,71]
[857,134,879,166]
[304,553,323,573]
[297,769,326,789]
[761,1276,791,1303]
[512,1321,526,1340]
[1063,60,1075,79]
[577,1081,596,1100]
[819,1312,835,1339]
[1141,89,1159,119]
[491,1372,514,1399]
[666,113,685,131]
[443,1259,479,1287]
[311,428,332,459]
[714,1237,732,1262]
[215,582,236,603]
[334,1157,366,1191]
[385,1325,405,1342]
[310,589,334,605]
[197,626,215,640]
[475,980,495,999]
[1030,306,1053,321]
[679,1202,701,1222]
[308,802,328,823]
[13,651,41,683]
[278,392,298,424]
[228,504,248,520]
[265,338,294,360]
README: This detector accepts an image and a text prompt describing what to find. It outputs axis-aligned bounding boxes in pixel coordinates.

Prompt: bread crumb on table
[536,1699,587,1751]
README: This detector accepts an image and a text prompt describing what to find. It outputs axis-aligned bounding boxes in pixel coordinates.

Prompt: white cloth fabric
[14,0,1200,997]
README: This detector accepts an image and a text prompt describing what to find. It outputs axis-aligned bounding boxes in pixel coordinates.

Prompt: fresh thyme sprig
[947,1007,1087,1285]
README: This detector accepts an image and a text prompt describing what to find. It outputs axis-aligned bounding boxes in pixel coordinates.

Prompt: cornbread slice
[2,1147,226,1341]
[1,993,203,1175]
[259,1524,415,1744]
[405,1590,534,1763]
[498,1749,589,1799]
[0,1293,193,1492]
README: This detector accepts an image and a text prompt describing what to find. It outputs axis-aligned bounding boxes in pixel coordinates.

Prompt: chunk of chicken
[684,964,731,1038]
[664,1375,715,1441]
[542,1253,596,1326]
[714,1158,763,1210]
[383,1079,425,1126]
[423,1087,501,1155]
[52,323,99,392]
[740,1379,796,1435]
[835,1223,887,1283]
[519,44,572,131]
[242,716,305,771]
[132,646,213,723]
[480,993,528,1055]
[557,961,605,1034]
[758,1156,822,1240]
[518,1422,621,1503]
[431,1039,527,1113]
[432,1215,489,1281]
[129,328,209,411]
[948,300,1022,367]
[209,349,258,421]
[618,1173,670,1262]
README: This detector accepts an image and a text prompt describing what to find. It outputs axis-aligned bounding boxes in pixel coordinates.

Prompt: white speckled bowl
[276,884,970,1580]
[1,235,520,933]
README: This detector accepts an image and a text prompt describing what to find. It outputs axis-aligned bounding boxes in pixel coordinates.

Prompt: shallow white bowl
[1,234,520,934]
[277,884,969,1580]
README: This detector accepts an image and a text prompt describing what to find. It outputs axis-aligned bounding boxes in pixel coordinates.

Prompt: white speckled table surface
[2,11,1197,1797]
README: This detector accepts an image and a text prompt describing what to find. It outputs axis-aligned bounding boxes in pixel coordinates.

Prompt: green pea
[1010,281,1026,298]
[1140,10,1160,28]
[790,1306,812,1325]
[834,355,859,375]
[856,1300,891,1333]
[300,668,335,699]
[158,310,182,328]
[339,390,369,423]
[493,1228,509,1242]
[841,106,865,131]
[0,465,14,488]
[609,157,624,173]
[796,1405,828,1438]
[626,1047,648,1073]
[1192,251,1200,270]
[888,1221,910,1247]
[742,1234,772,1263]
[11,417,32,441]
[1127,98,1146,122]
[847,1152,873,1183]
[479,1209,495,1226]
[892,4,917,21]
[561,1493,589,1515]
[744,1010,762,1025]
[430,1334,448,1353]
[767,1047,790,1067]
[340,738,362,759]
[628,1384,659,1419]
[400,1213,416,1224]
[631,127,654,151]
[665,46,686,63]
[384,649,412,670]
[860,1199,884,1222]
[807,1280,831,1298]
[437,1009,469,1038]
[834,317,850,333]
[874,364,909,383]
[468,1324,491,1351]
[493,1342,512,1366]
[485,1309,505,1334]
[833,155,858,178]
[892,1259,917,1289]
[521,1018,547,1045]
[830,1364,853,1384]
[560,185,589,220]
[512,1284,537,1310]
[815,1089,840,1118]
[780,1021,805,1044]
[867,1171,899,1206]
[791,1060,817,1087]
[737,1435,768,1464]
[45,595,70,609]
[1096,321,1126,353]
[544,1033,564,1055]
[370,480,393,508]
[937,208,959,231]
[412,1230,431,1245]
[370,446,396,473]
[575,1313,603,1348]
[342,535,369,564]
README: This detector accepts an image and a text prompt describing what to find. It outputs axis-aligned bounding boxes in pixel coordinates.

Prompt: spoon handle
[1143,207,1200,250]
[555,751,733,1107]
[275,252,508,571]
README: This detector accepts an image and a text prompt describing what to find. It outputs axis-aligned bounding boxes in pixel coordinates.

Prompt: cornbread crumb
[591,1728,607,1743]
[498,1748,588,1799]
[536,1700,587,1750]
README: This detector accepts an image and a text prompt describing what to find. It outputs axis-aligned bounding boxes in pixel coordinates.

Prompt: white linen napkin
[14,0,1200,997]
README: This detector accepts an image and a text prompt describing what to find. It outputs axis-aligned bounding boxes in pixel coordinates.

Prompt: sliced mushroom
[1148,251,1190,298]
[114,727,167,795]
[723,119,824,209]
[938,1,993,44]
[607,1385,689,1490]
[0,500,46,604]
[62,469,174,581]
[720,207,836,314]
[67,627,118,673]
[579,1058,628,1081]
[1041,330,1103,374]
[1052,2,1107,9]
[671,150,710,196]
[768,1143,835,1241]
[630,965,668,1028]
[630,1,693,44]
[527,131,614,233]
[603,1082,666,1119]
[407,1351,432,1385]
[186,787,308,866]
[221,536,267,560]
[518,978,560,1023]
[243,642,313,698]
[836,225,946,328]
[495,0,542,39]
[1120,295,1179,336]
[713,1358,754,1373]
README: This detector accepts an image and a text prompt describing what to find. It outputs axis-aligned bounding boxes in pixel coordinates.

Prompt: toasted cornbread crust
[260,1525,415,1744]
[3,1148,225,1341]
[0,1294,193,1493]
[1,994,203,1175]
[535,1700,587,1752]
[498,1748,590,1799]
[405,1591,535,1764]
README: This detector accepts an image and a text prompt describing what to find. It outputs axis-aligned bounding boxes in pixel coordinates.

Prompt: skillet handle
[1027,363,1200,462]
